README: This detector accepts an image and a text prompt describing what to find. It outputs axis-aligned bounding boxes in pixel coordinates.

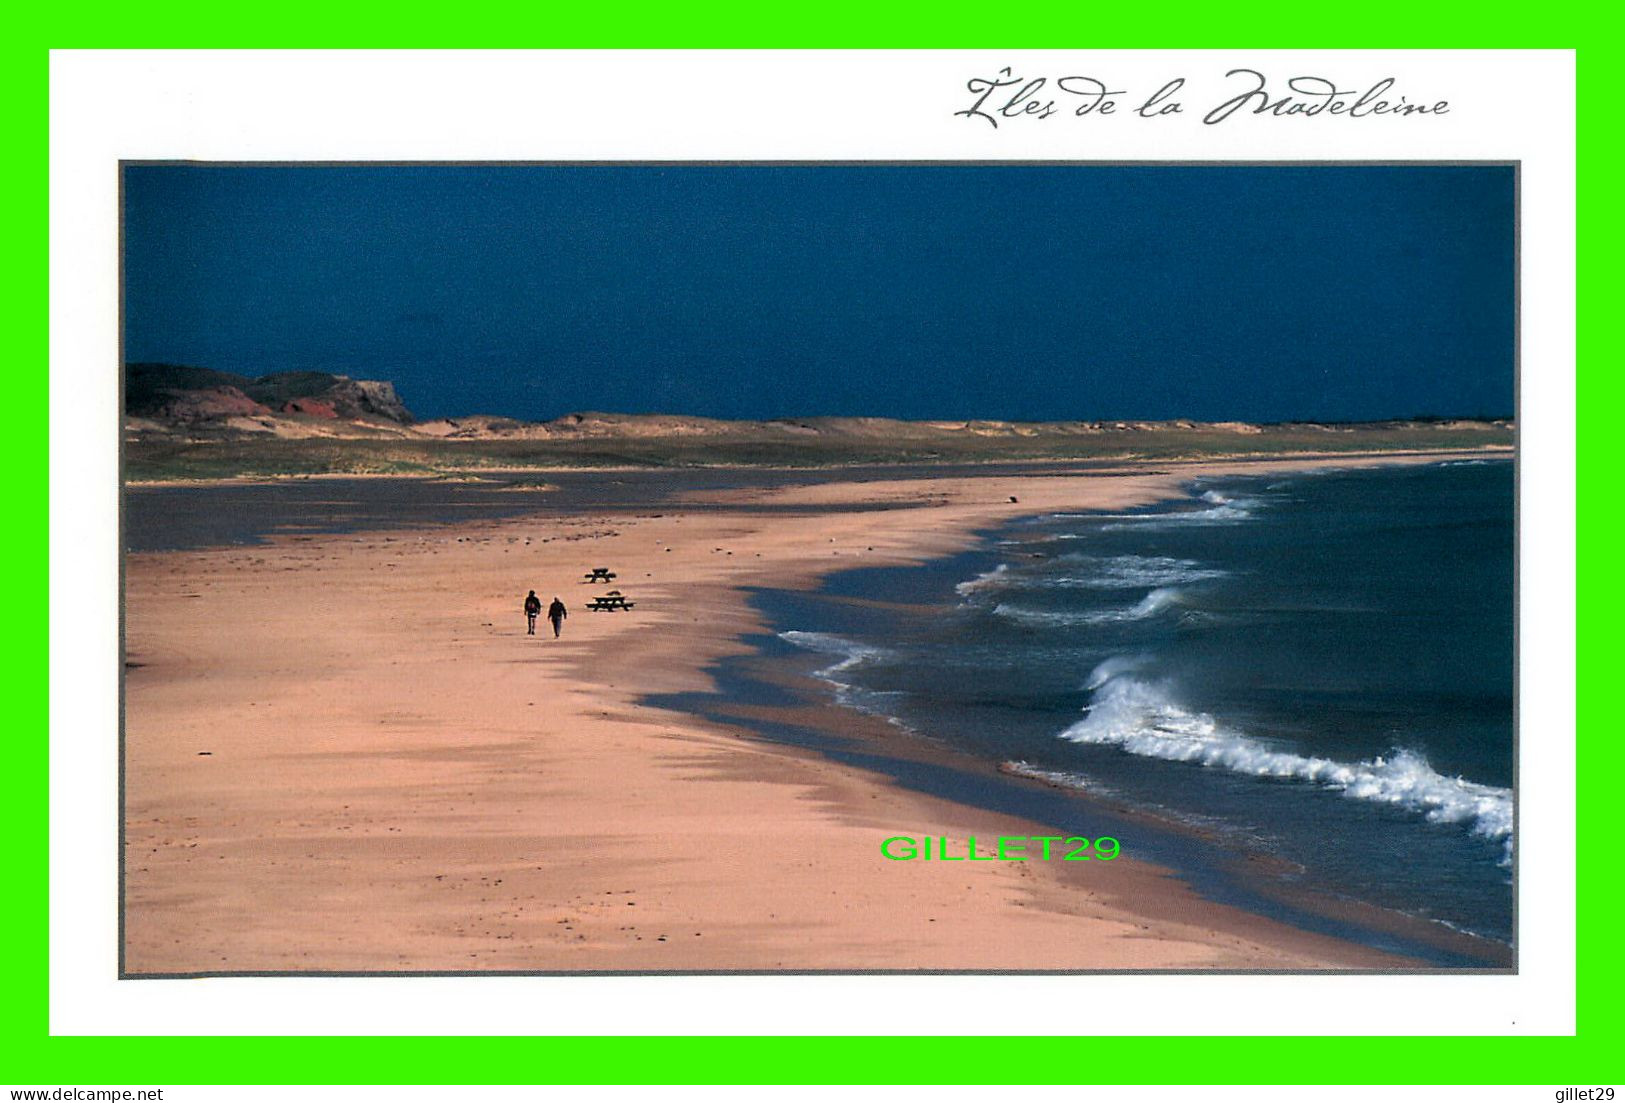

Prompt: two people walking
[523,590,568,638]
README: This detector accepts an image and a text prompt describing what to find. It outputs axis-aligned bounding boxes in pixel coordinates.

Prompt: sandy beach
[121,450,1508,974]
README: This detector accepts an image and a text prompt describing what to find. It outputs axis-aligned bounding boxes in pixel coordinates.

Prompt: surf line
[882,835,1120,861]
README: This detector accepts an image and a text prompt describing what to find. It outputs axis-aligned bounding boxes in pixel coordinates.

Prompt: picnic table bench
[585,590,635,612]
[583,567,618,583]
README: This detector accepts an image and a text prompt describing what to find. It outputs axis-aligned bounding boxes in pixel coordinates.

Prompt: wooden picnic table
[583,567,618,583]
[585,590,635,611]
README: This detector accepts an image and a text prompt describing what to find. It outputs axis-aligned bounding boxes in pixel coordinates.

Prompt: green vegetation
[124,422,1514,482]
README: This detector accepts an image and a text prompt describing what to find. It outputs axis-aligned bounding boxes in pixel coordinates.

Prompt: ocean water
[778,460,1515,947]
[123,462,1091,552]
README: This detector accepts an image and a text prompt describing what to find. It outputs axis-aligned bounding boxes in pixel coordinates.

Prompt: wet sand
[121,450,1506,973]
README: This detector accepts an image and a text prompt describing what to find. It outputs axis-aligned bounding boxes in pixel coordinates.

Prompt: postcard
[48,49,1576,1041]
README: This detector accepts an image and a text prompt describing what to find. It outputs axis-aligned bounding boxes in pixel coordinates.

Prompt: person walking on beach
[547,596,568,639]
[523,590,542,635]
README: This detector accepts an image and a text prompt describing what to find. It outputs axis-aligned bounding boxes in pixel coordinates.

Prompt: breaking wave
[993,587,1187,628]
[1062,662,1513,863]
[1083,653,1151,690]
[1093,489,1262,531]
[779,630,887,678]
[778,630,913,730]
[956,555,1227,597]
[954,563,1014,596]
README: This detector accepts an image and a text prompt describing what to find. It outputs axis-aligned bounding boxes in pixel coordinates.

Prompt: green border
[23,29,1590,1086]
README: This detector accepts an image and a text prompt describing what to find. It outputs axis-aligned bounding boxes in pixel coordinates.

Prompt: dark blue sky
[123,164,1514,423]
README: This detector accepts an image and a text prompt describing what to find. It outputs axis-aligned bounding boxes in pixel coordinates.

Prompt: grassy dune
[123,420,1514,482]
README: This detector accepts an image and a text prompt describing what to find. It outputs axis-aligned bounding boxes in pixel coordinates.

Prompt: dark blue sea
[774,460,1515,949]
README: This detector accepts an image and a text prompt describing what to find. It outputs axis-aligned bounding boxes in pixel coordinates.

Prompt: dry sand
[122,451,1505,973]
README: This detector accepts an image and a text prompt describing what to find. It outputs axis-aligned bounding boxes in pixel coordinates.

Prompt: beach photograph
[120,162,1516,975]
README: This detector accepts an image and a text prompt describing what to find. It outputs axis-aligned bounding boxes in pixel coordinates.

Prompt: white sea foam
[1125,587,1184,618]
[1001,760,1122,801]
[779,629,887,678]
[957,555,1227,597]
[988,603,1101,628]
[1083,653,1150,690]
[1063,555,1229,589]
[778,630,914,729]
[993,586,1187,628]
[954,563,1012,596]
[1062,666,1514,861]
[1097,498,1258,531]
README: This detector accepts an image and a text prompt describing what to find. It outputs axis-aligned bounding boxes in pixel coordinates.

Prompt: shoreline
[123,450,1509,973]
[703,555,1510,967]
